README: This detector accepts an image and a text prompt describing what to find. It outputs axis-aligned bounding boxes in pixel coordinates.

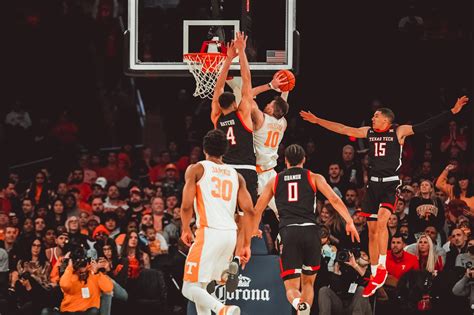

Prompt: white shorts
[258,169,278,216]
[183,227,237,283]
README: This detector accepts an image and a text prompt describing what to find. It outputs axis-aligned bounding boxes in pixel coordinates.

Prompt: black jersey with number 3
[274,167,317,228]
[366,125,402,177]
[216,111,256,166]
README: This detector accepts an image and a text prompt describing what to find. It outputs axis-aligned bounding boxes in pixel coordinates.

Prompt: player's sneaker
[219,305,241,315]
[224,260,240,293]
[297,302,310,315]
[362,266,388,297]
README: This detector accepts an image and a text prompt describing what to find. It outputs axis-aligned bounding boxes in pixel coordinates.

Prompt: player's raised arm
[396,95,469,141]
[234,32,253,122]
[300,110,369,138]
[180,164,202,247]
[211,41,238,126]
[251,72,288,97]
[312,173,360,243]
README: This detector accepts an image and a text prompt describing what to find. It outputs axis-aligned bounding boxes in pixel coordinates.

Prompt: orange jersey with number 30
[194,160,239,230]
[254,113,287,171]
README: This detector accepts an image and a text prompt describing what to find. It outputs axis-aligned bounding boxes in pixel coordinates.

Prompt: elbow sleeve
[412,111,452,134]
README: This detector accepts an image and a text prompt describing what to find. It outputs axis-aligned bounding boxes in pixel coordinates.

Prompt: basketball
[274,70,296,92]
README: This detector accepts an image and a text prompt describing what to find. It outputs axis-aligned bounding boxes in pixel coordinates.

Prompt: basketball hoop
[184,39,227,99]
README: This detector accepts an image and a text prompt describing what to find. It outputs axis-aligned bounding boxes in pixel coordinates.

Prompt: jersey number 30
[211,177,233,201]
[374,142,386,157]
[288,182,298,202]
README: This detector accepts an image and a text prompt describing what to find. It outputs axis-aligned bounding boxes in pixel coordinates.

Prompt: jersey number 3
[288,182,298,202]
[211,177,233,201]
[374,142,386,157]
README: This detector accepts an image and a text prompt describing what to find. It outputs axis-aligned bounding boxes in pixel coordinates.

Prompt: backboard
[125,0,299,77]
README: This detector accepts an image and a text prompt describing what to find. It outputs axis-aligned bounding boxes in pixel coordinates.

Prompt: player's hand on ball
[270,73,288,92]
[346,221,360,243]
[300,110,319,124]
[181,228,194,247]
[451,95,469,114]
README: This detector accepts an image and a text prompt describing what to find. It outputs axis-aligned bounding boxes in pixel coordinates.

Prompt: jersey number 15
[374,142,386,157]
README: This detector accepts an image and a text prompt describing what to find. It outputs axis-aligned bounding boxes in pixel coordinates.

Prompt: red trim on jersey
[236,112,253,133]
[374,124,392,133]
[358,212,374,218]
[380,202,395,211]
[307,265,320,271]
[273,174,279,194]
[280,269,300,279]
[307,170,317,193]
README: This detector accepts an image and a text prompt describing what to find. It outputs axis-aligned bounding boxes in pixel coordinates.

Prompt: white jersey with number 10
[254,113,287,171]
[194,160,239,230]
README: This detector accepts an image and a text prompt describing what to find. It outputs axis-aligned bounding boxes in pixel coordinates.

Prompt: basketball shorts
[257,168,278,215]
[235,168,258,205]
[361,179,401,221]
[277,225,321,281]
[183,227,237,283]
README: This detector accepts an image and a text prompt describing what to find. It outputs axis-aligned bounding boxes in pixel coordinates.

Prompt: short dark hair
[218,92,236,109]
[391,232,406,243]
[273,96,289,119]
[285,144,306,166]
[378,107,395,122]
[203,129,229,158]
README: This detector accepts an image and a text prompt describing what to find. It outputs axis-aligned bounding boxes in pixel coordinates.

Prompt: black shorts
[361,180,401,221]
[277,225,321,281]
[235,168,258,205]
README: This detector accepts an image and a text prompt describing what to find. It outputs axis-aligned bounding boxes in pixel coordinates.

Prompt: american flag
[266,50,286,63]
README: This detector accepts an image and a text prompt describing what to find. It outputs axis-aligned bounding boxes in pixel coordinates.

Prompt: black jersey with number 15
[274,167,317,229]
[216,111,256,166]
[366,126,402,177]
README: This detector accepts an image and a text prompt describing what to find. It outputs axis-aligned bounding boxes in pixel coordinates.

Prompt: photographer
[318,249,372,315]
[452,266,474,311]
[59,252,113,314]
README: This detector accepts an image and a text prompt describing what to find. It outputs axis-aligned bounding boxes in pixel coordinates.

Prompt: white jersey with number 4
[194,160,239,230]
[254,113,287,172]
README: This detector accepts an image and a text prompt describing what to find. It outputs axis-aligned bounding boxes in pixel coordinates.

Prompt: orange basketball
[274,70,296,92]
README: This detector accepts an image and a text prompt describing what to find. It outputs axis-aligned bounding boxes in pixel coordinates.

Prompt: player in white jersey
[226,72,290,214]
[181,129,256,315]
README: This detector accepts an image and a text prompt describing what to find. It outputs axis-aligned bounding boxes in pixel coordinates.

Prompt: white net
[183,53,227,99]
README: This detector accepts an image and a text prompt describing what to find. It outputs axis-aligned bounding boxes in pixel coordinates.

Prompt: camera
[335,248,361,263]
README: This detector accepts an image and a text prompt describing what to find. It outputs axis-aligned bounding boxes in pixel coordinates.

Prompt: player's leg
[283,277,302,310]
[182,281,216,315]
[375,207,392,267]
[299,274,316,313]
[299,225,321,312]
[360,185,379,276]
[367,221,379,275]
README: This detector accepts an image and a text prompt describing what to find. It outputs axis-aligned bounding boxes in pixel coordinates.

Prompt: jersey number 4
[288,182,298,202]
[211,177,233,201]
[374,142,386,157]
[226,127,236,145]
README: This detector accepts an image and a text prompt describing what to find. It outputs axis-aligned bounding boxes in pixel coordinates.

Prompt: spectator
[387,214,399,243]
[4,100,32,131]
[103,184,128,212]
[3,226,19,270]
[148,151,172,184]
[408,180,445,236]
[90,197,105,219]
[440,120,468,153]
[99,152,127,183]
[26,171,51,207]
[59,252,113,314]
[344,188,358,215]
[55,182,69,200]
[150,196,172,234]
[0,180,16,215]
[413,161,435,183]
[103,212,120,239]
[444,228,468,270]
[340,145,363,189]
[452,267,474,310]
[164,194,179,215]
[395,198,408,226]
[66,216,88,249]
[50,110,79,146]
[46,231,69,270]
[10,238,52,314]
[131,146,155,183]
[78,153,98,185]
[325,163,347,198]
[318,204,350,249]
[34,217,46,238]
[406,225,446,263]
[400,185,415,214]
[46,198,67,229]
[351,210,369,253]
[161,164,182,196]
[91,178,107,200]
[163,207,182,246]
[68,168,92,202]
[437,164,474,213]
[414,234,443,274]
[455,236,474,269]
[318,250,372,315]
[386,233,419,280]
[127,187,146,221]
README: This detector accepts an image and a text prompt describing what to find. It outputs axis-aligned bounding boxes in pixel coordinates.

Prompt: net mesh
[183,53,227,99]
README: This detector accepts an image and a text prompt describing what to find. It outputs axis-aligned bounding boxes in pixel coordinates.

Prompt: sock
[291,298,301,310]
[182,281,224,314]
[371,265,378,277]
[378,255,387,268]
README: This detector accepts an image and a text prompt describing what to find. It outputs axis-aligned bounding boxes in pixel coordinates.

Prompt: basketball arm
[313,173,354,225]
[180,165,200,234]
[211,57,234,126]
[304,112,369,138]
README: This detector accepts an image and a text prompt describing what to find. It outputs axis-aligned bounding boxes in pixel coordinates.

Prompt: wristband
[268,82,275,90]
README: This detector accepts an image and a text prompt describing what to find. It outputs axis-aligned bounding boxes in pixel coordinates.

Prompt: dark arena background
[0,0,472,315]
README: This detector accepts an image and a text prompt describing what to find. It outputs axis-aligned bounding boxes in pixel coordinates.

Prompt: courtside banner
[187,255,292,314]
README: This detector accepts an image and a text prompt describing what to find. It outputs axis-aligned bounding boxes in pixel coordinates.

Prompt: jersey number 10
[264,131,280,148]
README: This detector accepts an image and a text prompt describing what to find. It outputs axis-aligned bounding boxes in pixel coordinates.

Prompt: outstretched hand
[233,31,247,53]
[300,110,319,124]
[226,41,238,60]
[180,228,194,247]
[346,221,361,243]
[451,95,469,114]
